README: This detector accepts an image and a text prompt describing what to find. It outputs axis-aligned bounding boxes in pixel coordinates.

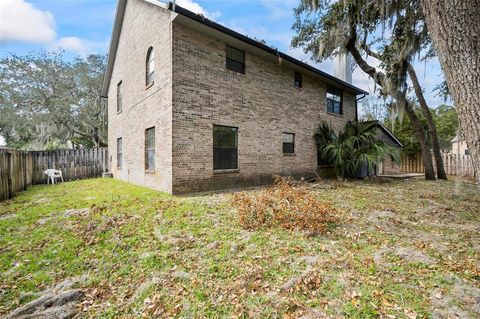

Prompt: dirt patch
[430,276,480,318]
[34,198,50,204]
[63,205,106,218]
[0,213,16,221]
[280,256,319,289]
[63,208,91,217]
[374,246,436,265]
[153,229,197,250]
[367,210,399,232]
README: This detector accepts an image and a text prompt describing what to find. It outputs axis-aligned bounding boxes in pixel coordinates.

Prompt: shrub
[232,176,337,234]
[315,121,400,179]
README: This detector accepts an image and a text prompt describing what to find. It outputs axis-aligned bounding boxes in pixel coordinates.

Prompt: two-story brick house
[101,0,368,193]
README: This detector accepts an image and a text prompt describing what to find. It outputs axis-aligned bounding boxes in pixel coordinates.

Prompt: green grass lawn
[0,177,479,318]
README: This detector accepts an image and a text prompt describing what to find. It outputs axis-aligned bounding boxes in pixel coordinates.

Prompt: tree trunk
[422,0,480,185]
[407,64,448,180]
[404,101,437,180]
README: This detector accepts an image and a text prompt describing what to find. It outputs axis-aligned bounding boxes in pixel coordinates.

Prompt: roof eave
[102,0,369,97]
[169,2,368,96]
[377,122,403,148]
[101,0,127,98]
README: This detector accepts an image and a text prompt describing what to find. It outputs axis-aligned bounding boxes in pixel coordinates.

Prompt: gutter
[355,93,366,122]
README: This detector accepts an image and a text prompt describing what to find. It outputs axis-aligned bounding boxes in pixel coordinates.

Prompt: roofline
[363,120,403,147]
[169,2,368,95]
[101,0,369,97]
[378,122,403,147]
[101,0,127,98]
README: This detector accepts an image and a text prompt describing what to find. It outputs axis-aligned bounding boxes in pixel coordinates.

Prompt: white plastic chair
[45,169,64,185]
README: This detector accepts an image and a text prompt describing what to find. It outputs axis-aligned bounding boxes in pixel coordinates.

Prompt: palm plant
[315,121,400,179]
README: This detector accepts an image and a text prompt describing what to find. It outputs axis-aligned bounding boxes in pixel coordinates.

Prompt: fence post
[7,151,13,199]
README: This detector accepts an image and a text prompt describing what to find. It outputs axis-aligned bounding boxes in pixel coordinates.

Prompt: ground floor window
[145,127,155,171]
[213,125,238,170]
[283,133,295,154]
[117,137,122,169]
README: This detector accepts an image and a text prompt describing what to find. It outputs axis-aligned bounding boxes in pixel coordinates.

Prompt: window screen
[213,125,238,170]
[327,87,343,115]
[117,137,122,170]
[145,127,155,171]
[294,71,303,88]
[283,133,295,154]
[117,81,122,113]
[226,46,245,74]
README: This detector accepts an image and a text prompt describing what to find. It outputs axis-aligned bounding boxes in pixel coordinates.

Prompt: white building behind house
[451,133,469,156]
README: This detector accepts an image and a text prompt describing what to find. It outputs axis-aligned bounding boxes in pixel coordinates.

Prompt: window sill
[294,87,303,91]
[283,153,296,156]
[146,82,154,90]
[117,110,122,115]
[145,169,155,174]
[327,112,343,117]
[213,168,240,174]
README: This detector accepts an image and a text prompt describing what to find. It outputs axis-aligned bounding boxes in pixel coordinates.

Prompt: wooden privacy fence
[0,148,108,202]
[401,151,476,178]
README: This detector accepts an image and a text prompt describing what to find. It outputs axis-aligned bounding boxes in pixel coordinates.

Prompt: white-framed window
[116,81,122,113]
[117,137,123,170]
[145,127,155,171]
[146,47,155,86]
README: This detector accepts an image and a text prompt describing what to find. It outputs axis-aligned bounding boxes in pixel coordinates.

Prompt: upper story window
[283,133,295,154]
[146,47,155,86]
[145,127,155,171]
[294,71,303,89]
[117,137,123,170]
[213,125,238,170]
[326,87,343,115]
[116,81,122,113]
[226,45,245,74]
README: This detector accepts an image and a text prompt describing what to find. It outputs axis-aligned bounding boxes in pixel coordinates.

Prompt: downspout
[355,93,366,122]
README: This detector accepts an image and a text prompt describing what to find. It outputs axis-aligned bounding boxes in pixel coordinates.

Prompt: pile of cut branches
[233,176,337,234]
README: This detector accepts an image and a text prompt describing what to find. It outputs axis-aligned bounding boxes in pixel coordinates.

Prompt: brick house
[101,0,369,194]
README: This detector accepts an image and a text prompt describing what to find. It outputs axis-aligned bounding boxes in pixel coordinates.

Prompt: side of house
[103,0,368,194]
[171,21,358,193]
[106,0,174,192]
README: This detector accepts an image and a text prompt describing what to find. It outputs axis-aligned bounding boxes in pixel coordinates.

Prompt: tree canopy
[292,0,448,180]
[0,51,107,150]
[382,104,457,156]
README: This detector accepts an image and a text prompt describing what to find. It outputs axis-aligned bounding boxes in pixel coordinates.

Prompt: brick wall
[107,0,174,193]
[171,23,358,193]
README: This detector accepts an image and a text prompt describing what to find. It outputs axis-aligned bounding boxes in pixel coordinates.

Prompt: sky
[0,0,448,145]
